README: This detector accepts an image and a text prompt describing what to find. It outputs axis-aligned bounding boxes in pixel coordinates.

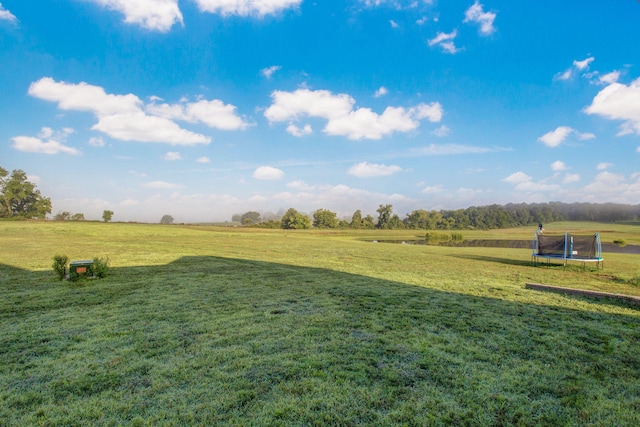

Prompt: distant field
[1,221,640,425]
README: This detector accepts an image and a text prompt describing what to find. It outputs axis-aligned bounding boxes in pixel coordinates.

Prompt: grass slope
[1,222,640,426]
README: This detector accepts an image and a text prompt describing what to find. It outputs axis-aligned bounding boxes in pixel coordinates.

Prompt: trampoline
[532,232,604,270]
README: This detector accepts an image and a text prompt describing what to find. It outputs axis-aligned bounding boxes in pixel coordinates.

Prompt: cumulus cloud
[11,127,80,155]
[264,88,442,140]
[550,160,567,172]
[503,172,560,192]
[374,86,388,98]
[597,162,612,170]
[196,156,211,163]
[261,65,281,79]
[88,136,106,147]
[28,77,247,145]
[503,172,531,184]
[286,123,312,137]
[538,126,594,147]
[563,173,581,184]
[164,151,182,161]
[0,3,17,23]
[147,98,251,131]
[347,162,403,178]
[253,166,284,180]
[87,0,183,32]
[193,0,302,17]
[463,1,496,35]
[428,30,460,54]
[584,77,640,136]
[599,71,621,85]
[389,20,399,28]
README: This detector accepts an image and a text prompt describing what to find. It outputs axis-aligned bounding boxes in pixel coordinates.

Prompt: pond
[374,239,640,255]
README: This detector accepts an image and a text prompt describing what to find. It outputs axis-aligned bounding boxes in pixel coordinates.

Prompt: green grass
[1,221,640,426]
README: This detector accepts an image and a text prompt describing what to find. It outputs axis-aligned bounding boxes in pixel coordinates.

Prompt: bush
[52,254,69,280]
[613,239,627,247]
[425,232,464,244]
[92,257,110,278]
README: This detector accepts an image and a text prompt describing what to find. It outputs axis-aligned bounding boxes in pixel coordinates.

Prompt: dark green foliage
[613,239,627,246]
[312,209,339,228]
[92,257,110,278]
[0,167,52,219]
[281,208,311,229]
[160,215,174,224]
[52,255,69,280]
[102,210,114,223]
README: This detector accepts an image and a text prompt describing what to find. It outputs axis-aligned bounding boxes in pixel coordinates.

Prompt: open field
[1,221,640,425]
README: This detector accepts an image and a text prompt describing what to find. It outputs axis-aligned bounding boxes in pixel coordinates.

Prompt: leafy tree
[362,214,375,229]
[160,214,174,224]
[0,167,52,219]
[312,209,338,228]
[102,210,114,223]
[71,213,85,221]
[281,208,311,229]
[405,209,429,229]
[54,211,71,221]
[376,204,393,229]
[350,210,363,229]
[241,211,261,225]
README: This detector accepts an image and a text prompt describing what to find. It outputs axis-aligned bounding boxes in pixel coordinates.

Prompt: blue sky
[1,0,640,223]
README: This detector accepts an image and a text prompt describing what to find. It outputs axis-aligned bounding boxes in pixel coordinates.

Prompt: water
[375,239,640,255]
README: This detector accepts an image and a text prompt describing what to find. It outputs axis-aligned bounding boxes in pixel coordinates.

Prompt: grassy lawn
[1,221,640,426]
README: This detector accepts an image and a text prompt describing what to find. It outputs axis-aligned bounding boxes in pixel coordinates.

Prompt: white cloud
[88,136,106,147]
[147,98,251,131]
[374,86,388,98]
[347,162,403,177]
[390,20,399,28]
[537,126,574,147]
[253,166,284,180]
[463,1,496,35]
[599,71,621,85]
[164,151,182,161]
[431,125,451,137]
[420,185,445,194]
[597,162,612,170]
[428,30,460,54]
[193,0,302,17]
[0,3,17,23]
[573,56,595,70]
[585,77,640,136]
[11,136,81,155]
[286,123,313,137]
[265,88,442,140]
[409,143,498,156]
[196,156,211,163]
[28,77,215,145]
[142,181,184,189]
[555,68,573,81]
[550,160,567,172]
[563,173,581,184]
[261,65,281,79]
[87,0,183,32]
[577,131,596,140]
[11,127,80,155]
[503,172,531,184]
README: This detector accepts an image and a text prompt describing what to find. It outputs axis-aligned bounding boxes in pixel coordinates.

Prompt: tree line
[233,202,640,230]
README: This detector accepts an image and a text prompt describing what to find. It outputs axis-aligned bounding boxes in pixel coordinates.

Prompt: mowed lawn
[1,222,640,426]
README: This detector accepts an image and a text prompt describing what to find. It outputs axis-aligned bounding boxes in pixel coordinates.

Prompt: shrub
[451,232,464,242]
[613,239,627,247]
[92,257,110,278]
[52,255,69,280]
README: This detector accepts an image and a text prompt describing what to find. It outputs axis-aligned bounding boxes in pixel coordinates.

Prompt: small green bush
[52,255,69,280]
[613,239,627,247]
[92,256,110,278]
[451,232,464,242]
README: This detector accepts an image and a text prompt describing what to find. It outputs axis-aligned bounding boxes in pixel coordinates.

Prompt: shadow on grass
[448,253,536,267]
[1,256,640,425]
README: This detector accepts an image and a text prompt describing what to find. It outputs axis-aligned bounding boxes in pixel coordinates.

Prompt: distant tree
[102,210,114,223]
[376,204,393,229]
[350,210,363,229]
[405,209,429,229]
[241,211,261,225]
[389,214,404,229]
[54,211,71,221]
[312,209,339,228]
[0,167,52,219]
[281,208,311,229]
[71,213,85,221]
[362,214,375,229]
[160,214,174,224]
